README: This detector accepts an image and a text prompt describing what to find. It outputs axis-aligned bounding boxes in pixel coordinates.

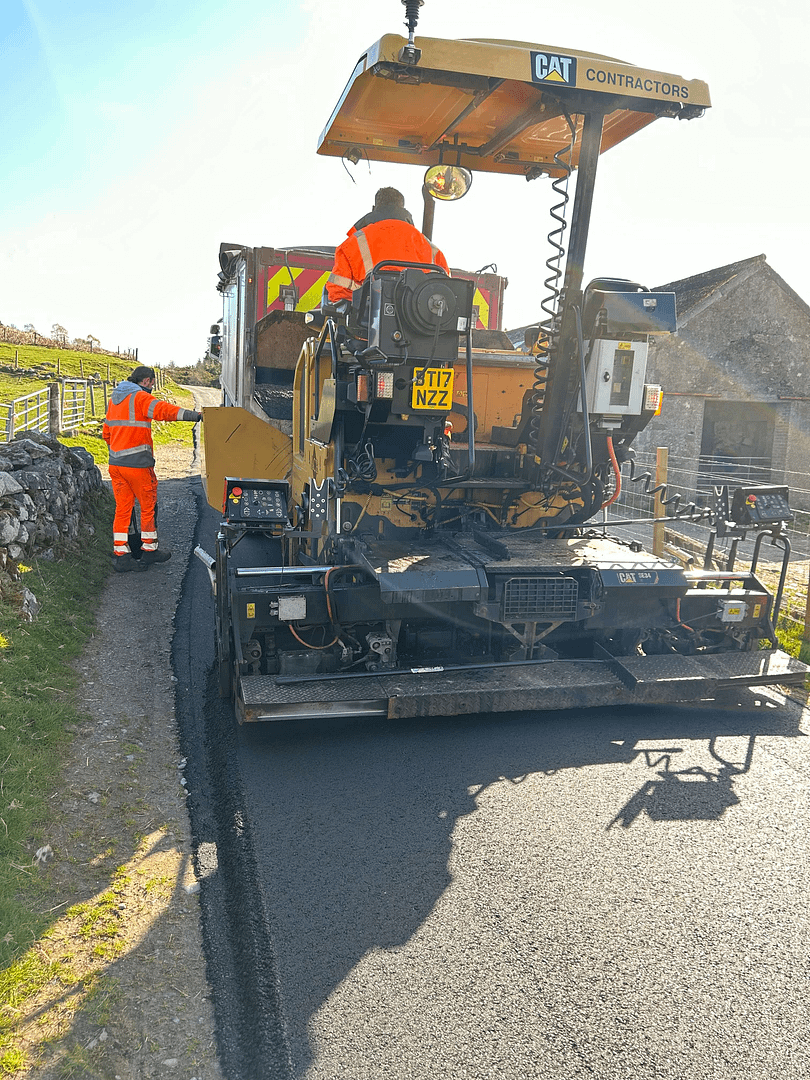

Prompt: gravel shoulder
[18,395,223,1078]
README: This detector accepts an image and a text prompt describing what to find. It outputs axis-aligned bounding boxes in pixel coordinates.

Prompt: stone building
[635,254,810,507]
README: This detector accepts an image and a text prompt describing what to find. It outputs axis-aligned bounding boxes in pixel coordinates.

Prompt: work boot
[113,554,148,573]
[141,548,172,564]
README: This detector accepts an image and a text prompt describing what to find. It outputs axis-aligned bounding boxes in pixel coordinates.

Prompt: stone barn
[634,254,810,508]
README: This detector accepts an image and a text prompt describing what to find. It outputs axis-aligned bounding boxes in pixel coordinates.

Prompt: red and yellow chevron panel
[257,256,505,331]
[259,265,331,318]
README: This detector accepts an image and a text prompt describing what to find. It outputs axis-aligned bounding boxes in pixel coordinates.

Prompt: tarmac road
[237,694,810,1080]
[174,412,810,1080]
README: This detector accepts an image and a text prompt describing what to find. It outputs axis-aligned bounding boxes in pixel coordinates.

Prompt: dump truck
[197,5,808,723]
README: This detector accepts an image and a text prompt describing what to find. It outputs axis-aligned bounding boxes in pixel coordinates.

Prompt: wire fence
[1,370,168,443]
[605,447,810,566]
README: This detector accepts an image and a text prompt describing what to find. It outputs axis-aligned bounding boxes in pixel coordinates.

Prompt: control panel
[223,477,290,525]
[729,485,792,528]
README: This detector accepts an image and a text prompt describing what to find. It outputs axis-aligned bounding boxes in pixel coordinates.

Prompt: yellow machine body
[318,34,711,177]
[202,23,809,724]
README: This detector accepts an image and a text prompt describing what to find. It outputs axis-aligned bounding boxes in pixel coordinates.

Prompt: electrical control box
[579,338,649,416]
[729,485,792,528]
[222,477,290,524]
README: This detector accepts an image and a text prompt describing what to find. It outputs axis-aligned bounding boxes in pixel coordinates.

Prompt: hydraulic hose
[601,435,622,509]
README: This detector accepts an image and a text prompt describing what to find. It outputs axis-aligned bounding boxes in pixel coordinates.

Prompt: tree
[51,323,68,344]
[23,323,36,333]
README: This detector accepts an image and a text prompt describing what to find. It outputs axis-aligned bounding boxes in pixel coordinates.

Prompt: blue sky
[1,0,807,365]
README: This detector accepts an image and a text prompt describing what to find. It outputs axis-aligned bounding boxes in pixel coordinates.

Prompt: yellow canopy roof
[318,35,711,178]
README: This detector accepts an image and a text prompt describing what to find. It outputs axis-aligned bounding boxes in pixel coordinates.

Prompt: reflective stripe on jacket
[326,218,448,302]
[102,381,195,468]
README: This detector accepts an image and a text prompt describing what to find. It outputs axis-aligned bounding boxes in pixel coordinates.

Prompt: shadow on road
[177,471,808,1077]
[235,693,804,1073]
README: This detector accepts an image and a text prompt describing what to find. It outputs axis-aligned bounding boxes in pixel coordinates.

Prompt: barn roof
[655,255,766,316]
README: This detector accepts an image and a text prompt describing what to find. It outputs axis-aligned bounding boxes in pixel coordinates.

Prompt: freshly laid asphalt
[177,480,810,1080]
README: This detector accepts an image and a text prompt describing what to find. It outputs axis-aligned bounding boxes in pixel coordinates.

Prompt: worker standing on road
[326,187,448,303]
[102,366,201,573]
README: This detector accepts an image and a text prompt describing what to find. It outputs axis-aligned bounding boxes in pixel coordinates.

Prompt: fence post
[5,401,14,442]
[14,349,18,368]
[106,361,111,380]
[652,446,668,557]
[56,355,61,376]
[79,356,84,377]
[48,382,60,436]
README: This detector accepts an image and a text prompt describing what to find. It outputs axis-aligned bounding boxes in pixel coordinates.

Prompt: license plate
[411,367,454,411]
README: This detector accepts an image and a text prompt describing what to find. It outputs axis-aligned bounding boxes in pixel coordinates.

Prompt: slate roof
[505,325,532,350]
[504,258,768,342]
[654,255,766,315]
[505,255,810,340]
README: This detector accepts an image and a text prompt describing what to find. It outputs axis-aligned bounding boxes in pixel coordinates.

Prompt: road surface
[174,402,810,1080]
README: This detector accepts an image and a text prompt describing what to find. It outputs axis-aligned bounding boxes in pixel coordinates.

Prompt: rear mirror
[423,165,473,201]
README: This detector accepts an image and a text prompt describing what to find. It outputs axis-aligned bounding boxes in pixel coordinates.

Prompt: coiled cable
[621,450,713,522]
[346,440,378,482]
[528,110,577,458]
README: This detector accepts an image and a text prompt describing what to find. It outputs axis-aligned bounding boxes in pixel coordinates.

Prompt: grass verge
[0,494,115,1074]
[775,614,810,667]
[0,496,115,974]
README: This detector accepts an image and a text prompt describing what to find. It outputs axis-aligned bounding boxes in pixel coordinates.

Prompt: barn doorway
[699,400,774,485]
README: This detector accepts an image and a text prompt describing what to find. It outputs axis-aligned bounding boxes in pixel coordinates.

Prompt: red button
[233,486,243,496]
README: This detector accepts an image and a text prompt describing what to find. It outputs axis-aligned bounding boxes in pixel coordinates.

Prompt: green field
[0,342,195,462]
[0,343,136,401]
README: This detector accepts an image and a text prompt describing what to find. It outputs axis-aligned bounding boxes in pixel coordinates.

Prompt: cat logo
[531,52,577,86]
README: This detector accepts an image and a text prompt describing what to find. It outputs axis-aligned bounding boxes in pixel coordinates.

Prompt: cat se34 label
[411,368,454,411]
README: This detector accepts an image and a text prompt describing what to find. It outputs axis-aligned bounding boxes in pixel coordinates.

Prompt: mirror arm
[421,184,436,240]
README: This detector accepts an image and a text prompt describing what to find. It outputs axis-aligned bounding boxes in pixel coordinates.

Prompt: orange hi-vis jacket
[102,380,197,469]
[326,217,448,303]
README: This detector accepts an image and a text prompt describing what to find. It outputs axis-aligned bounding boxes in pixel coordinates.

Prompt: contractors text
[585,68,689,98]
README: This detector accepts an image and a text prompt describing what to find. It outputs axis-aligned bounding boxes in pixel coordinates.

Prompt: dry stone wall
[0,431,104,568]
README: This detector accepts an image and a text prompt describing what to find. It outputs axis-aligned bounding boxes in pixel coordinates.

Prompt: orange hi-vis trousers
[109,465,159,556]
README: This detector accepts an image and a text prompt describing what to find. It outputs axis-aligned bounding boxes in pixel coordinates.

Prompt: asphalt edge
[172,479,294,1079]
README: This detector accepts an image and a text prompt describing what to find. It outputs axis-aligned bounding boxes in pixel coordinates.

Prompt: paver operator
[102,366,201,572]
[325,186,448,303]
